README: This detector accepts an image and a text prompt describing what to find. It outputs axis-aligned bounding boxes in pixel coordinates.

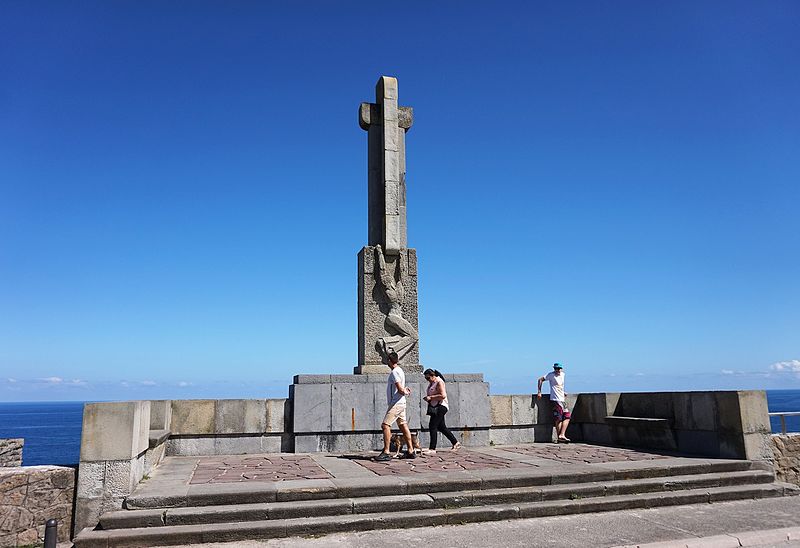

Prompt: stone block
[489,426,535,445]
[292,384,332,433]
[511,394,536,425]
[571,393,607,423]
[457,428,489,447]
[294,374,332,384]
[451,374,484,382]
[80,401,150,462]
[675,429,721,457]
[261,435,283,453]
[165,436,217,456]
[214,436,263,455]
[673,392,717,431]
[149,400,172,431]
[715,391,744,432]
[490,395,512,426]
[331,383,375,431]
[577,423,612,445]
[742,431,773,460]
[456,382,491,428]
[265,399,288,433]
[736,391,771,433]
[170,400,215,435]
[294,433,382,453]
[215,400,267,434]
[76,461,105,498]
[104,459,135,497]
[330,374,368,383]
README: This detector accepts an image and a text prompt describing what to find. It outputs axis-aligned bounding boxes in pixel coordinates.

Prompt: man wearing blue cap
[537,363,571,443]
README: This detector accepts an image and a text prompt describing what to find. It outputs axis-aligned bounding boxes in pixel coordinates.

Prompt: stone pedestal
[291,373,490,452]
[356,246,420,373]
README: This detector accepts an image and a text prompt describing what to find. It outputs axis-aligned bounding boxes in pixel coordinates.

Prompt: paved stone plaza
[179,444,682,486]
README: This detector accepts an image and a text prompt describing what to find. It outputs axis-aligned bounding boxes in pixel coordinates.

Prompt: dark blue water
[1,390,799,465]
[0,401,84,466]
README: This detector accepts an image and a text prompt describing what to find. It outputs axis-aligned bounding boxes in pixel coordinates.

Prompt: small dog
[389,432,421,457]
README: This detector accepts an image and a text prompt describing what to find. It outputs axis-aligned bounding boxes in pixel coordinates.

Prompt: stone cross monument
[356,76,421,374]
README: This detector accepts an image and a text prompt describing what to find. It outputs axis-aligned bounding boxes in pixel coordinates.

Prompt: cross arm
[359,103,414,131]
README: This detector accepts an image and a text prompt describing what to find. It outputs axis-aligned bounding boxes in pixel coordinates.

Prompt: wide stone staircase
[73,453,799,547]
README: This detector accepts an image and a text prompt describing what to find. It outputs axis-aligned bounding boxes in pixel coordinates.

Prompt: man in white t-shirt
[375,352,416,462]
[537,362,572,443]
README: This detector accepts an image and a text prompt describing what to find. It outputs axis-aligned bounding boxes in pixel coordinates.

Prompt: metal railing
[769,411,800,434]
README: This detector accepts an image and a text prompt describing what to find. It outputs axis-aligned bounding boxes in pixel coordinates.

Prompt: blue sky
[1,1,798,401]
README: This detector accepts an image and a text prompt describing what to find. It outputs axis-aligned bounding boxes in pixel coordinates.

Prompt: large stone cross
[356,76,421,373]
[359,76,413,256]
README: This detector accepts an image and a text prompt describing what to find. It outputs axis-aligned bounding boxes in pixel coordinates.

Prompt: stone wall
[488,394,559,444]
[75,401,150,533]
[166,398,291,456]
[568,391,773,460]
[291,374,490,452]
[0,439,23,468]
[771,434,800,486]
[0,465,75,547]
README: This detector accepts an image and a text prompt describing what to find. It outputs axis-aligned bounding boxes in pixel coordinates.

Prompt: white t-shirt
[545,371,566,403]
[387,366,406,407]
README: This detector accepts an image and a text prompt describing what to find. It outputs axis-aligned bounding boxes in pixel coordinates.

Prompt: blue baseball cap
[553,363,564,369]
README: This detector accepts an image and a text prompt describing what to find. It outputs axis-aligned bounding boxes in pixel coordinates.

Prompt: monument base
[291,373,491,453]
[354,364,423,374]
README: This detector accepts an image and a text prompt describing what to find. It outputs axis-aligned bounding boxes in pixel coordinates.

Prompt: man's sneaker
[374,452,392,462]
[401,451,417,459]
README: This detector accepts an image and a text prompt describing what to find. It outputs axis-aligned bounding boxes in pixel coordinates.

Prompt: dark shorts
[552,401,571,421]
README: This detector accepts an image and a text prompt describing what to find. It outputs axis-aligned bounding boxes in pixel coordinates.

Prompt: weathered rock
[0,465,75,545]
[771,433,800,486]
[0,439,23,468]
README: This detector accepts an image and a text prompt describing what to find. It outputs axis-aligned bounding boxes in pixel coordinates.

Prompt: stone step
[73,482,800,547]
[100,469,776,529]
[124,458,759,509]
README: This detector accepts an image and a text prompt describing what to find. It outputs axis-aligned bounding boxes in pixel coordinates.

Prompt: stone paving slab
[190,455,331,484]
[500,443,671,464]
[344,449,532,476]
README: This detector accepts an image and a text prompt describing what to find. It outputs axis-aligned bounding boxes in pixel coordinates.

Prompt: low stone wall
[771,434,800,486]
[569,391,772,460]
[488,394,559,444]
[0,439,23,468]
[0,465,75,547]
[167,398,291,456]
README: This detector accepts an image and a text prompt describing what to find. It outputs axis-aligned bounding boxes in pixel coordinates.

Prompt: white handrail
[768,411,800,434]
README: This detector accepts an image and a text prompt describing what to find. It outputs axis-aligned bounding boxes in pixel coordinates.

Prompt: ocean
[1,391,799,466]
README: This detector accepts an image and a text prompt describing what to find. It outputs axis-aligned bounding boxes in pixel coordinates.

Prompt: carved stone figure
[374,244,418,360]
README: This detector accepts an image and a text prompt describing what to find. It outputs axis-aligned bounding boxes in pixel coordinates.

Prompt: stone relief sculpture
[374,244,418,360]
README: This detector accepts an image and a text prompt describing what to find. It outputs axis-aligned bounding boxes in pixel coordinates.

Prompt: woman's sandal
[450,442,462,452]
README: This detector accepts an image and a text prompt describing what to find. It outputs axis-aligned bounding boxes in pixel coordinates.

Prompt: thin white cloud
[140,380,157,386]
[770,360,800,372]
[721,369,735,375]
[6,378,17,383]
[178,381,191,387]
[39,376,63,384]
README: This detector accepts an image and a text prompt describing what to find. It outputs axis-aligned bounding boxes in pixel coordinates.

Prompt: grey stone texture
[291,374,490,451]
[149,399,172,431]
[356,76,421,374]
[568,390,773,460]
[0,438,23,467]
[75,400,151,532]
[771,434,800,486]
[357,246,420,372]
[0,465,75,546]
[79,401,150,462]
